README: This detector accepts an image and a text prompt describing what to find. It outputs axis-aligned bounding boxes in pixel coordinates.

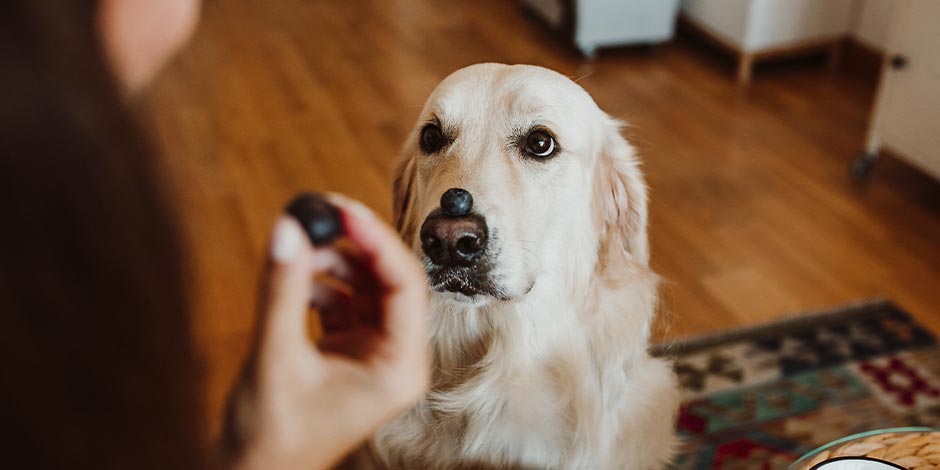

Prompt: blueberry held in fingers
[286,192,343,246]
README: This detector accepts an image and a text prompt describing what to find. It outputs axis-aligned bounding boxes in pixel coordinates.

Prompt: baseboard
[677,13,742,57]
[519,0,578,52]
[841,38,885,82]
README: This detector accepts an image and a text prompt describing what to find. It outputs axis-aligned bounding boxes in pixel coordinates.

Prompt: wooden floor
[139,0,940,434]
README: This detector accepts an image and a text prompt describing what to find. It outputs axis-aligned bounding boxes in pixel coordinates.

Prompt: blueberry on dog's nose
[440,188,473,217]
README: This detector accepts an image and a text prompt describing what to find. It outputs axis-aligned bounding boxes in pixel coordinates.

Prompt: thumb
[259,216,319,358]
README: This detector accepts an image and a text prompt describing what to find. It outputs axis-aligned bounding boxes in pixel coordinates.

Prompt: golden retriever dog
[349,63,678,470]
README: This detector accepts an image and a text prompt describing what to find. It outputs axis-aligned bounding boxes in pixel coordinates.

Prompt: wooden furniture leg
[827,41,844,72]
[737,53,754,85]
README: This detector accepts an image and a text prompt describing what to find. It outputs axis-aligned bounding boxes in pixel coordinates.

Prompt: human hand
[221,194,429,470]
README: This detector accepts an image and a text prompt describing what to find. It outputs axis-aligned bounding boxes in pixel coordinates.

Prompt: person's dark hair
[0,1,204,468]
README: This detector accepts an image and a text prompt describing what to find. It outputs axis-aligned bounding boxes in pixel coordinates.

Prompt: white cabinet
[523,0,681,56]
[856,0,940,181]
[681,0,857,83]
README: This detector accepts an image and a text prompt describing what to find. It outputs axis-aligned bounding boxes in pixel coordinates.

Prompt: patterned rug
[656,300,940,469]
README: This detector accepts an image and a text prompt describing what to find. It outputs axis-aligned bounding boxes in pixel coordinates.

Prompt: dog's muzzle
[420,188,502,298]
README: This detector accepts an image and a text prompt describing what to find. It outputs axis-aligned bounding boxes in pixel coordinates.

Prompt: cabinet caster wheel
[851,152,879,181]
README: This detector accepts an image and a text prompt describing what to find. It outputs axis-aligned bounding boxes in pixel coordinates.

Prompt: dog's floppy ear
[594,118,649,268]
[392,152,419,242]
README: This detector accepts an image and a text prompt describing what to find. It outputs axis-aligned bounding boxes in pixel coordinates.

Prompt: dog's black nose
[440,188,473,217]
[420,214,487,267]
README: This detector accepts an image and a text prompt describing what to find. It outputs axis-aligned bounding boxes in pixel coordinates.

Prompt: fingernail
[349,200,376,220]
[271,217,303,263]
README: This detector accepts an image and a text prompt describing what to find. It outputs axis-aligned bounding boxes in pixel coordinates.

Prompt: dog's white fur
[362,64,677,470]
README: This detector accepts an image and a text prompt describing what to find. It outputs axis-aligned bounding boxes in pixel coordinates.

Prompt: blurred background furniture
[521,0,681,56]
[681,0,857,84]
[855,0,940,181]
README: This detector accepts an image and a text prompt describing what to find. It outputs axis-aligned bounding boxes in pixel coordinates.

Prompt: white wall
[682,0,752,46]
[682,0,895,53]
[851,0,895,51]
[682,0,855,52]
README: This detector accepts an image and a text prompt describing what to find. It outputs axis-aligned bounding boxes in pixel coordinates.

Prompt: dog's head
[393,64,648,306]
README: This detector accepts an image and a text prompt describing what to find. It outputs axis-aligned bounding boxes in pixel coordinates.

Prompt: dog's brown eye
[525,130,556,158]
[420,124,446,154]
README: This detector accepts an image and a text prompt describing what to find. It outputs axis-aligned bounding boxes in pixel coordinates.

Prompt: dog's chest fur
[427,311,581,464]
[369,280,666,470]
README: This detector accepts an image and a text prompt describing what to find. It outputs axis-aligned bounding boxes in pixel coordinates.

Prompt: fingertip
[270,216,306,264]
[326,193,380,234]
[325,194,393,256]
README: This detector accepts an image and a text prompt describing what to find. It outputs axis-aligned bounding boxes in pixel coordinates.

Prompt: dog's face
[394,64,648,306]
